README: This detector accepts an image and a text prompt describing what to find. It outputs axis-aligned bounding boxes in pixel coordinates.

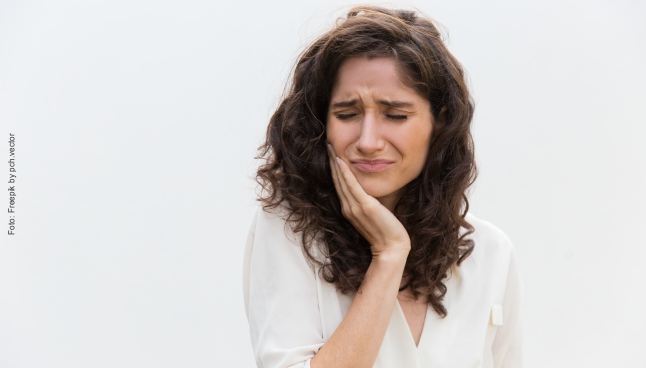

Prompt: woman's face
[326,56,434,210]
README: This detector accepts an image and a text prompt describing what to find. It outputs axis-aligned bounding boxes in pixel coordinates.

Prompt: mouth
[350,159,395,173]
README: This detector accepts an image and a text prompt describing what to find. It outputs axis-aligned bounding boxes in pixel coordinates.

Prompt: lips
[350,159,395,172]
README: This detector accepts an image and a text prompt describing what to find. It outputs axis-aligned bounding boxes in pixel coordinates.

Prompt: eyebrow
[330,99,415,108]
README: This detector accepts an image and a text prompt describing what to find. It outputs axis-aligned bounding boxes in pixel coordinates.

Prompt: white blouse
[243,207,523,368]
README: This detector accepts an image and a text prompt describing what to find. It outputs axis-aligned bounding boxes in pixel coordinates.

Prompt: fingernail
[327,144,334,155]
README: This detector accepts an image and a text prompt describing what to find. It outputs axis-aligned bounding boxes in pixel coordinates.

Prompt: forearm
[310,250,407,368]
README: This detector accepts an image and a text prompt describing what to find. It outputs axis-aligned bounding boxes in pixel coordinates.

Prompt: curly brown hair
[256,5,477,318]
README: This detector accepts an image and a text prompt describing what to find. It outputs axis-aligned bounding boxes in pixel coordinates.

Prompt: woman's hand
[327,144,411,258]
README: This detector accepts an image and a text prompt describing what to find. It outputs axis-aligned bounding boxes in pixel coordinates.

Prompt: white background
[1,0,645,367]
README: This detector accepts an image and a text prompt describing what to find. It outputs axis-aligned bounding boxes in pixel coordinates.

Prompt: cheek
[412,121,433,150]
[326,123,351,153]
[399,128,432,168]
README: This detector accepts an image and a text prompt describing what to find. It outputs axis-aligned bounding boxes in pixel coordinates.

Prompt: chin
[360,182,399,200]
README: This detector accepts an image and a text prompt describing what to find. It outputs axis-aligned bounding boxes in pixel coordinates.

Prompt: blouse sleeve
[492,245,524,368]
[243,207,325,368]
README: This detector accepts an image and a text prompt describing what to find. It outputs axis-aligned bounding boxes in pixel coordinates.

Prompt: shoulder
[451,213,520,302]
[465,213,514,250]
[246,204,325,269]
[249,204,299,244]
[462,213,515,267]
[243,205,319,312]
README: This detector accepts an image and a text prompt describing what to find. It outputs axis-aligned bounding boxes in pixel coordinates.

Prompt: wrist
[372,245,410,265]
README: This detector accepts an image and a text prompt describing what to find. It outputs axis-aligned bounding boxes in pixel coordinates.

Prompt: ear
[435,106,448,128]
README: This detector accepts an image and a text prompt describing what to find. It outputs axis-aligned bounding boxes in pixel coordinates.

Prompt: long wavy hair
[256,5,477,317]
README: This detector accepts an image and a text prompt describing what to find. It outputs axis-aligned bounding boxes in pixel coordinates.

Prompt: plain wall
[1,0,645,367]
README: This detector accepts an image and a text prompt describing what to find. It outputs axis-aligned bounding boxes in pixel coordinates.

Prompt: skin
[310,57,434,367]
[326,56,434,211]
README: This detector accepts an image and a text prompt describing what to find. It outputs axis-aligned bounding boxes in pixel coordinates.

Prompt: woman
[244,5,523,368]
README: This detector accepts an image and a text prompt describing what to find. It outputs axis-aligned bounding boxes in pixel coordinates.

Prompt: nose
[356,112,385,154]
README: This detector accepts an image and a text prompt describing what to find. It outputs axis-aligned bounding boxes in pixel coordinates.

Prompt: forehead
[331,56,421,101]
[334,57,404,87]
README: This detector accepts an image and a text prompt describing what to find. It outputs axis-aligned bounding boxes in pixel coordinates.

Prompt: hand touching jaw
[326,56,434,211]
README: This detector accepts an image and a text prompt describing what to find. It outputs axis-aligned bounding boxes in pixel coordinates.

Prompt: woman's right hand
[327,144,411,259]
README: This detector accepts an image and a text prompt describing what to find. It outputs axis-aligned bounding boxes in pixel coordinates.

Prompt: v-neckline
[395,298,430,349]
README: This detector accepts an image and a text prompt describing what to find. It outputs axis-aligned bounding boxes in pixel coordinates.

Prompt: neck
[377,190,403,212]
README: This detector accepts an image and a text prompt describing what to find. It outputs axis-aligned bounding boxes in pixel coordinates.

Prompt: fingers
[334,159,356,206]
[326,144,411,251]
[327,145,351,206]
[328,144,370,208]
[334,156,371,205]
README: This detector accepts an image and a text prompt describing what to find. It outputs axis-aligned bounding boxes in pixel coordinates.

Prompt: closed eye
[386,114,407,121]
[336,113,358,120]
